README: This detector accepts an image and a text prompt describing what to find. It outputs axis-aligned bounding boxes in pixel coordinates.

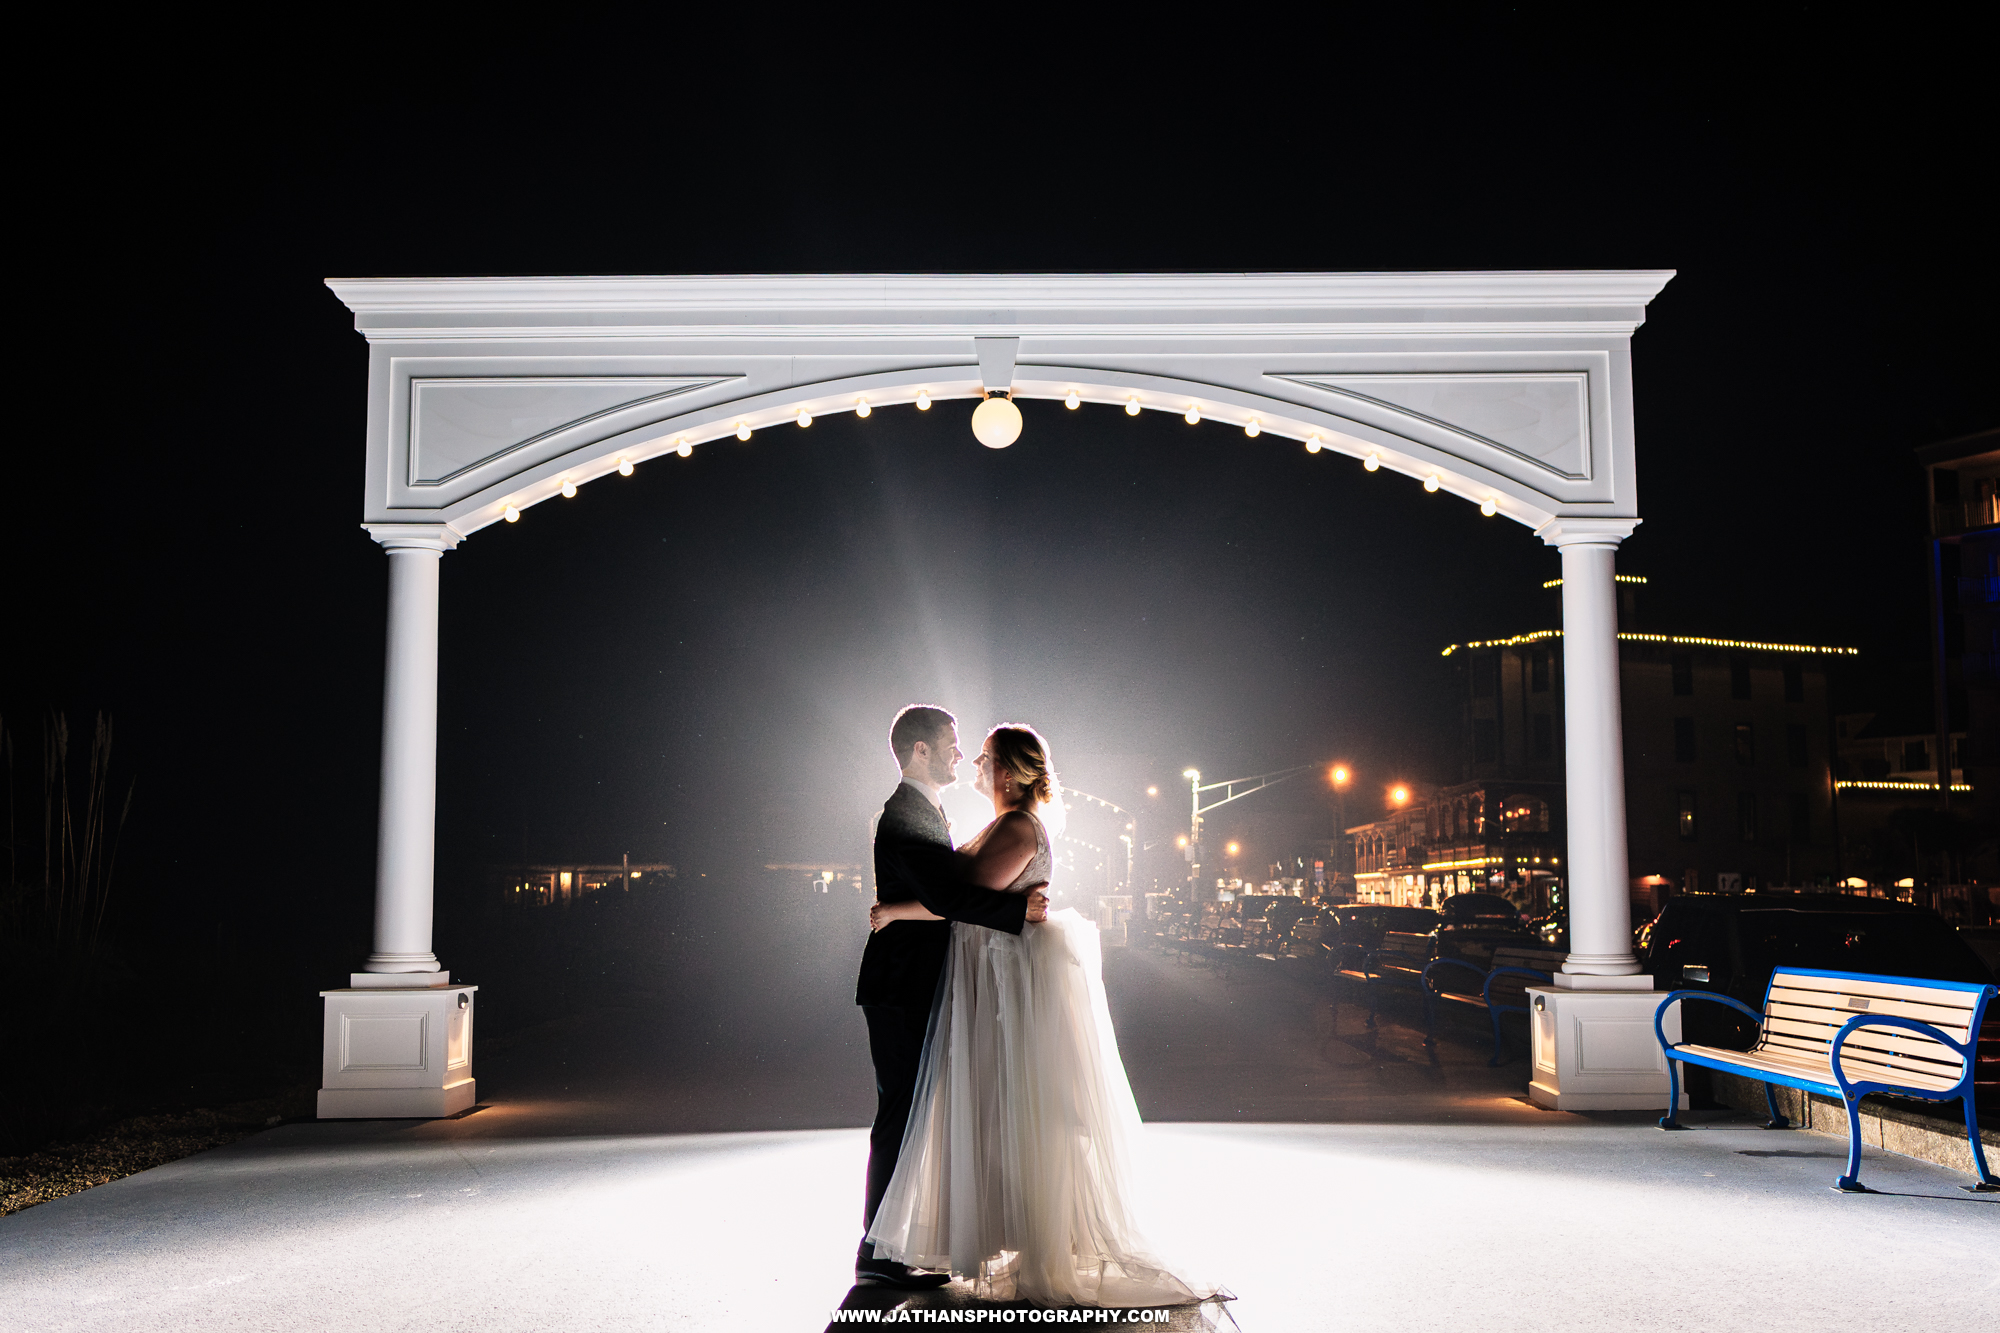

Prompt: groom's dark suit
[856,781,1031,1246]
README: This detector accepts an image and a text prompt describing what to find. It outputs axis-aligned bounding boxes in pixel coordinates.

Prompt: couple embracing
[853,705,1208,1308]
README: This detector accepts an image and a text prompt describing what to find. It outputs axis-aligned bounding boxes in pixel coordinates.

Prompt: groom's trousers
[860,1002,931,1244]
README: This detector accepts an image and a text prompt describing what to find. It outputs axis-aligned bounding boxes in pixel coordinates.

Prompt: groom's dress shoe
[855,1257,951,1289]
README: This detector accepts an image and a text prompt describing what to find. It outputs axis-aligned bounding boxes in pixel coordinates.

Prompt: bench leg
[1762,1082,1790,1130]
[1364,981,1378,1030]
[1421,989,1436,1051]
[1962,1092,2000,1193]
[1487,1007,1507,1067]
[1658,1058,1684,1130]
[1834,1094,1870,1192]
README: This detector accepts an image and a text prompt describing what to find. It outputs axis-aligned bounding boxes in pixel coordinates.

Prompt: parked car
[1642,891,1999,1109]
[1428,893,1541,987]
[1323,904,1440,972]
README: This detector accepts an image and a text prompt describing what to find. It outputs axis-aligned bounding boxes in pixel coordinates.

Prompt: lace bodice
[1003,812,1053,895]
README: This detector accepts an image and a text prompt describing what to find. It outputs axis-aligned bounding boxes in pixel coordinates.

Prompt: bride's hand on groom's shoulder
[1025,887,1050,923]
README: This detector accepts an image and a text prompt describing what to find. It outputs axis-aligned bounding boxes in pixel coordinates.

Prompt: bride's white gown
[865,811,1205,1306]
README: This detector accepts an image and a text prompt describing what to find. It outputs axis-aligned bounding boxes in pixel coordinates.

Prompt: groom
[854,704,1048,1288]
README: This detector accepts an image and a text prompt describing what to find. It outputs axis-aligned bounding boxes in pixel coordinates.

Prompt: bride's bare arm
[963,811,1037,889]
[870,898,943,931]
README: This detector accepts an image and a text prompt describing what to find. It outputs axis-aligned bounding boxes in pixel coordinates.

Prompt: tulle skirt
[865,908,1205,1306]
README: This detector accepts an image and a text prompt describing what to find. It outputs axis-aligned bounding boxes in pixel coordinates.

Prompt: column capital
[364,522,463,554]
[1535,516,1641,548]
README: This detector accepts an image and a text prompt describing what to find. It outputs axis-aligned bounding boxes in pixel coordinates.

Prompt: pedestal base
[1527,985,1686,1111]
[319,984,477,1120]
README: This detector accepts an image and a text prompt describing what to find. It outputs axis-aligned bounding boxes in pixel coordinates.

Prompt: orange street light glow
[1226,842,1241,856]
[1146,786,1159,797]
[1330,765,1350,786]
[1390,785,1410,805]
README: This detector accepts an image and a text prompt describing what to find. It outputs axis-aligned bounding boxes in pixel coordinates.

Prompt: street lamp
[1328,763,1351,885]
[1390,784,1411,807]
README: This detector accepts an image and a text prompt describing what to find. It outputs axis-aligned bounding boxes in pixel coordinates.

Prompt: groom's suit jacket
[855,781,1031,1009]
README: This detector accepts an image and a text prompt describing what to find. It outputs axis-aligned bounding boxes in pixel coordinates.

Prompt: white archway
[318,272,1674,1117]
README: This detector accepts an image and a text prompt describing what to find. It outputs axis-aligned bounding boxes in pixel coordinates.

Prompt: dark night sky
[7,13,1992,965]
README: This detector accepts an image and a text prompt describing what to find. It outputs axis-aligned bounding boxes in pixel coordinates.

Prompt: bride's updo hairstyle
[986,724,1059,806]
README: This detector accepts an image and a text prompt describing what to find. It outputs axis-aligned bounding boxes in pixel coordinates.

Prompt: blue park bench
[1421,946,1566,1065]
[1653,966,1998,1194]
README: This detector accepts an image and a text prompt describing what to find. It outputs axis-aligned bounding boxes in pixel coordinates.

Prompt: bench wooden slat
[1765,996,1976,1036]
[1760,1015,1968,1067]
[1765,986,1979,1030]
[1684,1043,1964,1093]
[1768,971,1985,1010]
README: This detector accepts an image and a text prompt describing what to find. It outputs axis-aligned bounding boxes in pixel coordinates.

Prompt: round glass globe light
[971,396,1023,449]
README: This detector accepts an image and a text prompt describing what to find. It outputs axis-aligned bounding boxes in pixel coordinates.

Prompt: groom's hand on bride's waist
[1025,887,1049,923]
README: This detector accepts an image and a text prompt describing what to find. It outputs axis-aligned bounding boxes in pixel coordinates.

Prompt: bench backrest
[1491,946,1565,974]
[1375,932,1434,966]
[1759,967,1993,1090]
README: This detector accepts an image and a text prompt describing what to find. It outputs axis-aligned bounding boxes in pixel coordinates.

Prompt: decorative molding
[365,523,464,553]
[340,1011,428,1071]
[1536,517,1642,546]
[408,375,734,486]
[1277,372,1591,480]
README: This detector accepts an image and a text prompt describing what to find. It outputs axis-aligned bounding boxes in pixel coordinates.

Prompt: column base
[349,971,451,989]
[318,1079,476,1119]
[1552,971,1656,990]
[319,984,477,1120]
[1526,985,1687,1111]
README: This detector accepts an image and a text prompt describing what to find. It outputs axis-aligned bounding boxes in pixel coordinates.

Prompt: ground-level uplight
[618,458,634,476]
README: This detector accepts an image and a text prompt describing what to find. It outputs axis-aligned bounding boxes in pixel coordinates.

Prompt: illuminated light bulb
[1065,390,1080,410]
[1364,453,1380,472]
[1306,435,1322,454]
[915,391,931,411]
[1481,496,1498,517]
[1125,397,1141,416]
[735,422,752,440]
[503,504,520,523]
[854,397,871,418]
[676,438,691,457]
[797,408,812,428]
[1184,404,1201,425]
[1244,419,1261,438]
[1424,475,1440,492]
[971,395,1023,448]
[618,457,634,477]
[560,478,576,498]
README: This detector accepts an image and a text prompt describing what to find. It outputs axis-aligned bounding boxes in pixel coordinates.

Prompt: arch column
[317,523,476,1121]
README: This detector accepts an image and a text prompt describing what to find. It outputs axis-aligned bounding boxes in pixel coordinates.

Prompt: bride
[864,724,1207,1307]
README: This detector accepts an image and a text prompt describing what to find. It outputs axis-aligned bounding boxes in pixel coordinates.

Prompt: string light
[1065,390,1080,409]
[1184,404,1201,425]
[916,391,931,411]
[1125,397,1141,416]
[560,479,576,498]
[1364,453,1381,472]
[735,422,752,440]
[1424,475,1440,492]
[854,398,870,418]
[503,504,520,523]
[617,458,634,476]
[797,409,812,428]
[1244,419,1261,438]
[1306,435,1322,454]
[1441,629,1860,657]
[1481,497,1497,516]
[676,439,692,457]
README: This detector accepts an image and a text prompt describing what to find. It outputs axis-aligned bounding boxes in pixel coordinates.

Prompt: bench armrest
[1483,965,1553,1008]
[1654,989,1763,1053]
[1422,957,1487,993]
[1829,1014,1976,1100]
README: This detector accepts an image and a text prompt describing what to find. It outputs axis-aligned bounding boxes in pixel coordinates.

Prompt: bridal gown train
[865,812,1206,1306]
